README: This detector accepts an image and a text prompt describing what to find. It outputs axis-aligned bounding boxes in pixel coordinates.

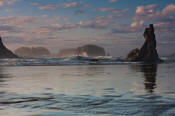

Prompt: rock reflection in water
[141,64,157,93]
[130,64,158,93]
[0,67,11,85]
[0,67,12,100]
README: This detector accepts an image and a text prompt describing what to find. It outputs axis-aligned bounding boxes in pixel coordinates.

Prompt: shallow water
[0,61,175,115]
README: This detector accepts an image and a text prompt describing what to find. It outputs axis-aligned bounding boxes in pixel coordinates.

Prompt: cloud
[37,15,116,32]
[39,5,59,10]
[63,2,88,8]
[78,17,113,29]
[0,1,4,6]
[112,4,175,34]
[98,8,129,13]
[63,2,79,8]
[109,0,118,3]
[0,15,63,40]
[0,0,20,6]
[30,2,59,10]
[134,4,175,32]
[135,4,158,15]
[0,25,21,33]
[0,16,44,26]
[134,4,175,21]
[162,4,175,15]
[5,9,13,12]
[130,20,144,29]
[31,2,88,11]
[39,19,111,32]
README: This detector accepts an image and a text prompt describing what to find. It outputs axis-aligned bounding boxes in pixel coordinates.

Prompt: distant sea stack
[126,24,163,63]
[0,36,18,58]
[58,44,106,57]
[77,44,105,57]
[15,47,50,57]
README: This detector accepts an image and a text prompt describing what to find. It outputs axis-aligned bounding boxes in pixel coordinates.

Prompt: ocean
[0,57,175,116]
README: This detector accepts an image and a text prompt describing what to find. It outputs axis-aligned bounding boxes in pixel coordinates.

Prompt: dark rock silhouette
[77,44,105,57]
[58,44,106,57]
[15,47,50,57]
[0,37,18,58]
[127,24,163,63]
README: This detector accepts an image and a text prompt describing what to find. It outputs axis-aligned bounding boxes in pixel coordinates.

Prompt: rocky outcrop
[0,37,18,58]
[15,47,50,57]
[77,44,105,57]
[127,24,163,63]
[57,44,106,57]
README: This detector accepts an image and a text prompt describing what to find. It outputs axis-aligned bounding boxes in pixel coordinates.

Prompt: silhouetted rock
[77,44,105,57]
[57,44,106,57]
[15,47,50,57]
[127,24,163,63]
[0,37,18,58]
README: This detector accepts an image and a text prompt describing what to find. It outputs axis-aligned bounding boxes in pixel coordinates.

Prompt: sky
[0,0,175,56]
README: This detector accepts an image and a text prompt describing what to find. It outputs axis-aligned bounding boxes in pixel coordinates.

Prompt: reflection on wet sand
[0,67,12,100]
[130,64,158,93]
[0,65,175,116]
[0,67,11,86]
[141,64,157,93]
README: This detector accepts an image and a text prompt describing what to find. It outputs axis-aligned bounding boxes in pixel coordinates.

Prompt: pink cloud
[162,4,175,15]
[98,8,129,13]
[135,4,175,21]
[63,2,88,8]
[109,0,118,3]
[112,4,175,34]
[39,5,59,10]
[0,0,21,6]
[0,1,4,6]
[63,2,80,8]
[135,4,158,15]
[33,2,88,11]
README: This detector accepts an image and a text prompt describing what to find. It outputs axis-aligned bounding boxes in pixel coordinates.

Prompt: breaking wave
[0,56,174,66]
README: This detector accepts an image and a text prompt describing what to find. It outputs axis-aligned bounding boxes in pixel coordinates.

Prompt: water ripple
[0,92,175,115]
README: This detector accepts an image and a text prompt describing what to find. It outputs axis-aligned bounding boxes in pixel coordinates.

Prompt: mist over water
[0,60,175,116]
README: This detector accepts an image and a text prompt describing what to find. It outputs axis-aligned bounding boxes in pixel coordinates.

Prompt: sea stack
[127,24,162,63]
[0,36,18,58]
[15,47,50,58]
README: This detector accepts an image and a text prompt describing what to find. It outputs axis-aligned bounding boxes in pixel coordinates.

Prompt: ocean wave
[0,56,174,66]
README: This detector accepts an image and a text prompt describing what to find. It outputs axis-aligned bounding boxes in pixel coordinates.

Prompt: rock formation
[15,47,50,57]
[127,24,163,63]
[57,44,106,57]
[77,44,105,57]
[0,37,18,58]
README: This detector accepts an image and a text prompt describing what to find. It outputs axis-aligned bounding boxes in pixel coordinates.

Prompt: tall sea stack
[127,24,162,63]
[0,36,18,58]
